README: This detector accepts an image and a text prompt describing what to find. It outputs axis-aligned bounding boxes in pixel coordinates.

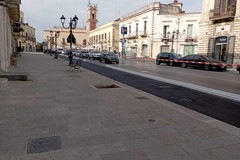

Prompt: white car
[57,48,65,54]
[89,51,101,60]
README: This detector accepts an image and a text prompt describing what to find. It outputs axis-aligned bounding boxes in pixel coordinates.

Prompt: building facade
[43,27,88,50]
[119,1,201,59]
[198,0,240,65]
[18,10,36,52]
[87,20,119,52]
[0,0,21,72]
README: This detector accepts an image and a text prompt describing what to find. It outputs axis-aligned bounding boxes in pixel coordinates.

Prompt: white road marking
[106,65,240,102]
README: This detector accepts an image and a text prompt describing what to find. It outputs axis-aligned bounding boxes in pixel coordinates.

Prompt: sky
[20,0,202,42]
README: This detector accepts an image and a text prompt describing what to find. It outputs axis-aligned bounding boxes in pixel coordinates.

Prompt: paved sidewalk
[0,52,240,160]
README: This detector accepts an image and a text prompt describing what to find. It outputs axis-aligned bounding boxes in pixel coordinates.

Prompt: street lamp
[167,30,177,53]
[54,31,60,51]
[167,29,185,54]
[50,30,53,51]
[60,15,78,50]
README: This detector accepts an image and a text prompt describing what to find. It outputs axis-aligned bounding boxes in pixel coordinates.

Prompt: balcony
[209,5,236,22]
[185,36,198,43]
[125,32,138,39]
[139,30,148,37]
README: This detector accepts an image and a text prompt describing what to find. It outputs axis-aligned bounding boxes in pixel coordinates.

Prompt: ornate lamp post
[54,31,60,51]
[167,29,185,54]
[167,30,177,53]
[60,15,78,50]
[50,30,53,50]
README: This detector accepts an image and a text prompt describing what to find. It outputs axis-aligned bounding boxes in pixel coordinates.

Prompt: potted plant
[10,52,21,66]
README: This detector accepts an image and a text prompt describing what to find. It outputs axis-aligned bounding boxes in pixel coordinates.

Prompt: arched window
[83,39,87,46]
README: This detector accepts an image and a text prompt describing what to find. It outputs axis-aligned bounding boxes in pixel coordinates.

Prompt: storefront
[208,36,235,64]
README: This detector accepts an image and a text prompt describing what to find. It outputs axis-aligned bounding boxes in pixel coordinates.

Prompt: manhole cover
[27,136,62,154]
[135,96,150,100]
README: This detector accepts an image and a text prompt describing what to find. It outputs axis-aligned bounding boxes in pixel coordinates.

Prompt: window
[187,24,193,39]
[129,25,131,35]
[83,39,86,45]
[144,21,147,34]
[136,23,138,35]
[163,25,169,38]
[185,55,194,60]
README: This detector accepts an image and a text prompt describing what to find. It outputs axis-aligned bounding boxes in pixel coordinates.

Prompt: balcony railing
[185,36,198,42]
[209,5,236,21]
[139,30,148,37]
[125,31,138,39]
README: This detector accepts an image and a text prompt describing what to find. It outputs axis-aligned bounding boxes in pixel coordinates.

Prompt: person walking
[68,50,73,65]
[54,51,58,59]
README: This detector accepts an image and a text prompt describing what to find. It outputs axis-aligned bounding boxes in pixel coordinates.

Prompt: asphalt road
[61,56,240,128]
[112,59,240,94]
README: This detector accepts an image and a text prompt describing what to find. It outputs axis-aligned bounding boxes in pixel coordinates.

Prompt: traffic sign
[67,33,76,43]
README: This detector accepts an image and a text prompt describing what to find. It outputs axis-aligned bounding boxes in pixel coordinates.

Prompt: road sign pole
[70,18,73,50]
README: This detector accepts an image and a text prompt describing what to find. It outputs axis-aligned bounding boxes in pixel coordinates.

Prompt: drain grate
[148,119,155,122]
[27,136,62,154]
[135,96,150,100]
[93,84,121,89]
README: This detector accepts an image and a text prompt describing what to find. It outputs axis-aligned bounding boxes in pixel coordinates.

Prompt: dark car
[99,51,119,64]
[179,54,227,71]
[79,51,89,58]
[237,64,240,74]
[156,52,181,66]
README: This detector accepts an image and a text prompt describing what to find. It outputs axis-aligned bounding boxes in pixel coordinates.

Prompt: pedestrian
[68,50,73,65]
[221,47,226,62]
[54,51,58,59]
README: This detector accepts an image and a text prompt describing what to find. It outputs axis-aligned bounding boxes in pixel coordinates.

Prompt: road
[94,58,240,94]
[60,55,240,128]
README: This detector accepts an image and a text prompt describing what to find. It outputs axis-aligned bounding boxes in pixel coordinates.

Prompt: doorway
[161,45,169,52]
[215,44,227,62]
[183,45,194,56]
[142,45,148,57]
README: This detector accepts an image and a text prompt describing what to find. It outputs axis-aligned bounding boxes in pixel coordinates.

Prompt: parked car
[156,52,181,66]
[56,48,65,54]
[237,64,240,74]
[89,51,101,60]
[79,50,89,58]
[71,49,81,57]
[99,51,119,64]
[179,54,227,71]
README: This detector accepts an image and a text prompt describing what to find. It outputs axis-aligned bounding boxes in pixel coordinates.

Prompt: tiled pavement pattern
[0,53,239,160]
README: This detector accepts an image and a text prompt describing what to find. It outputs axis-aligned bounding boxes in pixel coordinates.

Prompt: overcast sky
[20,0,202,42]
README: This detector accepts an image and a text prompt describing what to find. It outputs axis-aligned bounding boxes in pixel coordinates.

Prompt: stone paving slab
[0,52,239,160]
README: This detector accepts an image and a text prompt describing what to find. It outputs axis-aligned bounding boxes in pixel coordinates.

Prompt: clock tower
[87,0,98,31]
